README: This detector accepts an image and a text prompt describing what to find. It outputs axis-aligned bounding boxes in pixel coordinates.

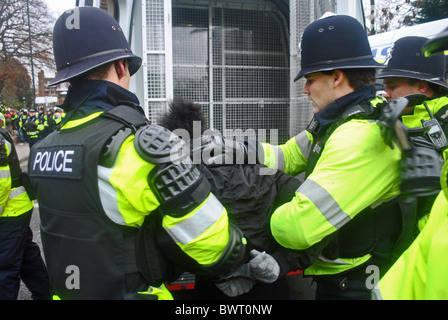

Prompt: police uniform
[377,36,448,157]
[377,36,448,228]
[260,15,405,299]
[22,108,44,148]
[373,26,448,301]
[0,127,50,300]
[28,7,253,300]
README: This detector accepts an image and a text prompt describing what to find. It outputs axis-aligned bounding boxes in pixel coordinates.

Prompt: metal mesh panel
[172,2,290,143]
[289,0,337,136]
[145,0,169,124]
[148,101,169,126]
[147,55,166,99]
[146,0,165,51]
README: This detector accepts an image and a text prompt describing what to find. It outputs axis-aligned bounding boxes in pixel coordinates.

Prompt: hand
[249,249,280,283]
[198,135,248,166]
[215,277,255,297]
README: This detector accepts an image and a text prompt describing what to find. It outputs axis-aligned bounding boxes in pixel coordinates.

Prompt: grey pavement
[15,140,36,300]
[15,141,30,164]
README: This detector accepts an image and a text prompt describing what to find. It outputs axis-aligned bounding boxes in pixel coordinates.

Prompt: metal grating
[145,0,169,124]
[146,0,165,51]
[144,0,338,138]
[289,0,337,135]
[172,1,290,143]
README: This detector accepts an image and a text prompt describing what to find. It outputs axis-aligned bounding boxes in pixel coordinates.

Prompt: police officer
[250,14,406,299]
[373,29,448,300]
[0,122,51,300]
[37,106,50,138]
[27,6,276,300]
[377,36,448,229]
[377,36,448,156]
[53,107,65,126]
[17,109,28,143]
[22,108,44,148]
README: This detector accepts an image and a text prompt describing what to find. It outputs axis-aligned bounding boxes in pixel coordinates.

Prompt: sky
[44,0,77,19]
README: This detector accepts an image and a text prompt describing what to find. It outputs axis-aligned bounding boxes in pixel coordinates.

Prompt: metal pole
[26,0,36,103]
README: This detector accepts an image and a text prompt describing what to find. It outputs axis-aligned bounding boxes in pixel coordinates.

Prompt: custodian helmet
[49,6,142,86]
[422,26,448,57]
[295,14,383,81]
[378,36,447,89]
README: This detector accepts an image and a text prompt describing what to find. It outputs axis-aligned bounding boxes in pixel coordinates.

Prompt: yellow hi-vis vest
[262,97,402,276]
[0,131,33,218]
[373,160,448,300]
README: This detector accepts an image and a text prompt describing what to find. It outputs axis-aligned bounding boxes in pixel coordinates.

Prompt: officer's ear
[114,59,128,79]
[332,70,346,88]
[416,80,431,94]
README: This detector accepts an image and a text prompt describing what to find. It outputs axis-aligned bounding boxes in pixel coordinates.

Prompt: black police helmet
[49,6,142,86]
[295,14,383,81]
[378,36,447,89]
[423,26,448,57]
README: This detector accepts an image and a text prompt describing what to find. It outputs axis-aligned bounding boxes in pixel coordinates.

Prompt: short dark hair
[342,68,377,89]
[406,77,445,95]
[158,98,208,136]
[322,68,376,89]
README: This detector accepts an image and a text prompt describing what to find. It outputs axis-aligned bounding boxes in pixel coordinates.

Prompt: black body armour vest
[28,106,149,299]
[304,103,404,274]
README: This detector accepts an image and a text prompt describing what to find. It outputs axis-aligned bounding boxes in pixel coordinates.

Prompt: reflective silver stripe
[164,193,224,245]
[98,165,126,225]
[0,206,4,214]
[297,179,351,229]
[295,131,311,160]
[0,170,10,179]
[269,145,285,171]
[8,186,26,200]
[317,254,350,265]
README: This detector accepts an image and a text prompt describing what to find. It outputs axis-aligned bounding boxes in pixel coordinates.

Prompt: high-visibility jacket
[0,128,34,218]
[400,95,448,229]
[0,133,11,215]
[401,95,448,132]
[28,80,247,299]
[262,86,403,277]
[23,116,44,138]
[374,163,448,299]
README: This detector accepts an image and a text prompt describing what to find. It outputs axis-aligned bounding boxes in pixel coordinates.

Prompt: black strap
[305,103,377,178]
[101,105,150,131]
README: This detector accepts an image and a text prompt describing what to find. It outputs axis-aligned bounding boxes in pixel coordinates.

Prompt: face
[383,77,421,101]
[303,72,336,114]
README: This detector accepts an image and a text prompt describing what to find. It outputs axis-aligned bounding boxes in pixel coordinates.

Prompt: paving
[15,141,30,164]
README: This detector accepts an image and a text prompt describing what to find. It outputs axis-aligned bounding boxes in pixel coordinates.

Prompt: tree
[0,58,32,107]
[0,0,55,105]
[366,0,448,34]
[366,0,415,34]
[407,0,448,24]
